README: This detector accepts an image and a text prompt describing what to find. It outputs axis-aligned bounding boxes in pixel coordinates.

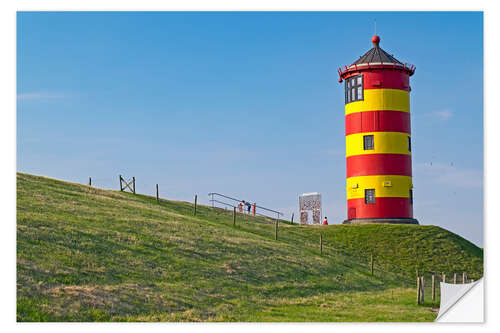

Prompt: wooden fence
[417,272,474,304]
[119,175,135,194]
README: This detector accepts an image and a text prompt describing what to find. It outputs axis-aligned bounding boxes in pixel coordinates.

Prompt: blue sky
[17,11,483,246]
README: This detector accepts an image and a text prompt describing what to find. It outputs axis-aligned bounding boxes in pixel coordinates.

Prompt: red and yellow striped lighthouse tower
[338,35,418,224]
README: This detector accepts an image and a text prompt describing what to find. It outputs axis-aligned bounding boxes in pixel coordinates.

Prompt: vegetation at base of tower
[17,173,483,322]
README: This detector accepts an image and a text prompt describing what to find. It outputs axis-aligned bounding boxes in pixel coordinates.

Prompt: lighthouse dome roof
[338,35,415,82]
[352,35,402,65]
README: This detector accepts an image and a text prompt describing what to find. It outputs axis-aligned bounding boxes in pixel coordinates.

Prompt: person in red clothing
[322,217,328,225]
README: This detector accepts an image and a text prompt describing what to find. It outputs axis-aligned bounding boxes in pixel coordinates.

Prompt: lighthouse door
[348,207,356,219]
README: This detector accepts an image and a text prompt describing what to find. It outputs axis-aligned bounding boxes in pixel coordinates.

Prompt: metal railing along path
[208,192,283,220]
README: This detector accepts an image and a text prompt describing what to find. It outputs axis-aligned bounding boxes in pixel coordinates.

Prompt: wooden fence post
[420,276,425,303]
[370,254,374,275]
[89,177,92,186]
[443,273,446,283]
[320,234,323,255]
[462,272,466,284]
[275,219,278,240]
[454,273,457,284]
[417,276,421,304]
[233,207,236,226]
[119,175,123,191]
[132,177,136,194]
[194,195,198,215]
[156,184,159,203]
[432,274,436,301]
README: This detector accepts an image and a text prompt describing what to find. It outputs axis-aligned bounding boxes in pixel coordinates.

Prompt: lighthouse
[338,35,418,224]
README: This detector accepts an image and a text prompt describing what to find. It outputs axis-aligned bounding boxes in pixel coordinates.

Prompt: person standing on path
[323,217,328,226]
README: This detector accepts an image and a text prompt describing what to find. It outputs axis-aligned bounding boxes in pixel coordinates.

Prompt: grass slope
[16,173,483,322]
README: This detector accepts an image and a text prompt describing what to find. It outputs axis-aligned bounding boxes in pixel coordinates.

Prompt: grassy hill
[16,173,483,322]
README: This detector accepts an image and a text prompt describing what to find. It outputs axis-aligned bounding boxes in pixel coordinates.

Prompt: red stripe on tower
[346,154,412,178]
[347,197,413,219]
[362,70,410,91]
[345,111,411,135]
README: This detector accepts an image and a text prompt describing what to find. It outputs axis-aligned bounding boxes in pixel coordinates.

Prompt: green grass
[16,173,483,322]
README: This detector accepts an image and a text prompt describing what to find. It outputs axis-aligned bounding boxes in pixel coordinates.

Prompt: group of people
[238,200,253,214]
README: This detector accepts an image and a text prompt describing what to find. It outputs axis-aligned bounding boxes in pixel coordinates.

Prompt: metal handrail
[211,199,273,217]
[210,199,237,209]
[208,192,283,217]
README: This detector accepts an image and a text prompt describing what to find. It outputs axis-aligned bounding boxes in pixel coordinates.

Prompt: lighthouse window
[409,190,413,205]
[345,74,364,104]
[365,189,376,204]
[363,135,374,150]
[408,136,411,152]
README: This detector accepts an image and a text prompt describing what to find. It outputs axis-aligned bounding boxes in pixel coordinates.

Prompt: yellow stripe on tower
[345,89,409,115]
[346,132,411,157]
[346,175,412,200]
